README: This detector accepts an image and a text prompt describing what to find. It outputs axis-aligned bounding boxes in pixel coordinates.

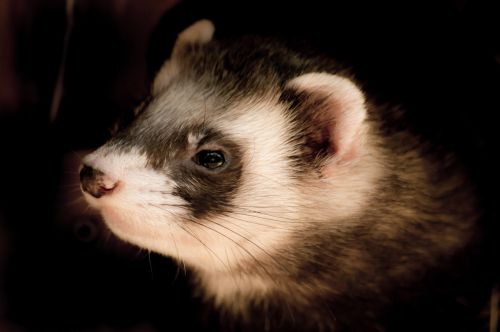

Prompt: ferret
[80,20,480,332]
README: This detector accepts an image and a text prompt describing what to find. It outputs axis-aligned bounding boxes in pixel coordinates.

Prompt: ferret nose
[80,164,118,198]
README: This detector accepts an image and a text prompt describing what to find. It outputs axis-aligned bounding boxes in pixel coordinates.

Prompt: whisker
[232,207,334,228]
[58,182,82,188]
[60,187,86,197]
[224,247,241,290]
[218,217,252,233]
[245,171,303,190]
[232,209,304,224]
[203,216,290,278]
[148,203,180,217]
[68,149,86,162]
[238,204,306,210]
[158,203,190,208]
[148,250,154,280]
[182,221,241,287]
[223,213,293,231]
[168,227,184,282]
[177,221,233,276]
[148,203,233,275]
[185,216,276,280]
[101,227,114,247]
[147,203,291,283]
[62,196,88,207]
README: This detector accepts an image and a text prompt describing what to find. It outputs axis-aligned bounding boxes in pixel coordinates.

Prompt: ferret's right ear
[171,19,215,57]
[152,20,215,95]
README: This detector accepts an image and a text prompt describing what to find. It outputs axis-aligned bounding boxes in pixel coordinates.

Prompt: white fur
[283,73,382,223]
[198,272,271,313]
[194,95,382,304]
[82,76,382,310]
[82,148,186,247]
[288,73,367,161]
[81,135,290,277]
[195,99,302,301]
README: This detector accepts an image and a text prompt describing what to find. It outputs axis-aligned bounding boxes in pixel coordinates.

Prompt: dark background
[0,0,498,331]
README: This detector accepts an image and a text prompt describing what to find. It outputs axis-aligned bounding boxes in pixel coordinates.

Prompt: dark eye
[195,150,226,169]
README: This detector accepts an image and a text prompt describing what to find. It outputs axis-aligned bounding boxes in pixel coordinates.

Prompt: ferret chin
[80,19,480,332]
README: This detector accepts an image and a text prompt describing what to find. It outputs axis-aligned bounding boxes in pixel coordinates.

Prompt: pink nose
[80,165,118,198]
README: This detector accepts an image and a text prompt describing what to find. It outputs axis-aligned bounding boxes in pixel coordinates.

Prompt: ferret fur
[81,20,479,332]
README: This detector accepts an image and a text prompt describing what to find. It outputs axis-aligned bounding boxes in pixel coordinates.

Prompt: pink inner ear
[287,73,367,163]
[329,92,366,161]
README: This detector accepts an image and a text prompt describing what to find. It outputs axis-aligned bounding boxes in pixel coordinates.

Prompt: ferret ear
[152,20,215,95]
[285,73,367,169]
[170,19,215,57]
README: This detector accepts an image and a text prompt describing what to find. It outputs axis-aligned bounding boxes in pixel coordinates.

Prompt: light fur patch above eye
[188,132,203,146]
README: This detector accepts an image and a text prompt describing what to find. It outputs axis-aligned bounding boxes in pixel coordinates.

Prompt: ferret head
[80,20,378,289]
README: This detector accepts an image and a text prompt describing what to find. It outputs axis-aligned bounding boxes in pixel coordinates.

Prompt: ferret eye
[195,150,225,169]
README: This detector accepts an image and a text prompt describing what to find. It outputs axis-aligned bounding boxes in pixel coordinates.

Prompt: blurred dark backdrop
[0,0,498,331]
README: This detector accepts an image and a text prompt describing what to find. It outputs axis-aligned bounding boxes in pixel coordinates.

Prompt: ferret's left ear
[285,73,367,168]
[153,20,215,95]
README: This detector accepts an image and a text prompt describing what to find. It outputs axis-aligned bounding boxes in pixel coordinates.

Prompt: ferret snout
[80,164,118,198]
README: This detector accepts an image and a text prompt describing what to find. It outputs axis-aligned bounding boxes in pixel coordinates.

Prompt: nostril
[80,164,118,198]
[79,165,94,183]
